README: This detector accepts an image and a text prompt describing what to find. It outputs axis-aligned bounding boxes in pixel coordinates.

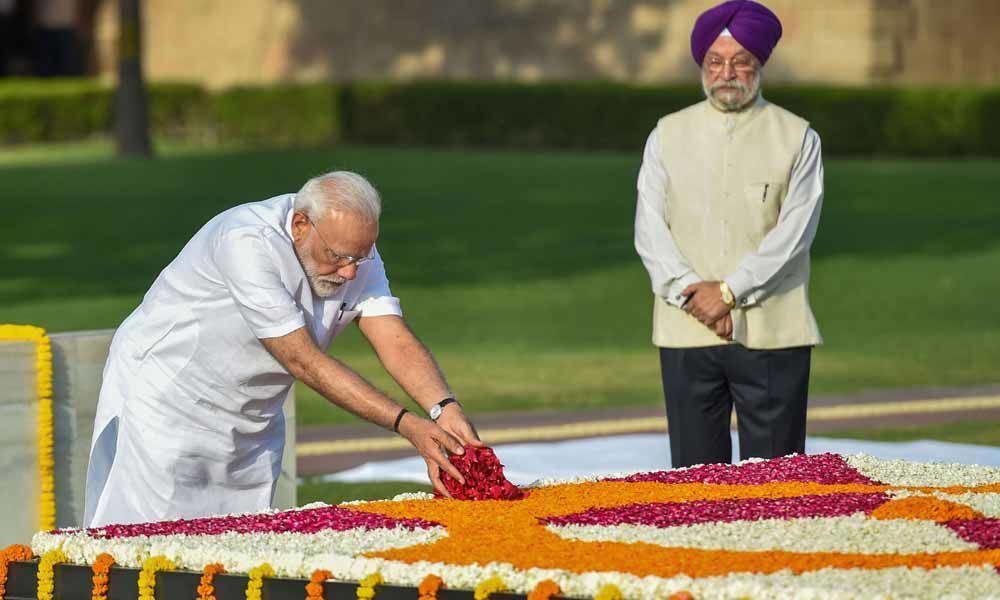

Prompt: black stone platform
[6,561,532,600]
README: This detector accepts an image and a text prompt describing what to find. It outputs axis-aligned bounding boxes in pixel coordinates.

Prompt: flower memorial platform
[3,452,1000,599]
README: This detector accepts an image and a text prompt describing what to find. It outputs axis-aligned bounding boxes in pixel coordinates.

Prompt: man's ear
[291,211,310,243]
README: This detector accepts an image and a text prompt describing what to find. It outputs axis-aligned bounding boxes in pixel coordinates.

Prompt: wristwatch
[428,397,458,421]
[719,282,735,307]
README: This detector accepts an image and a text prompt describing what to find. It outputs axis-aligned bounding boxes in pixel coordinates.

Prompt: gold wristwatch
[719,282,735,307]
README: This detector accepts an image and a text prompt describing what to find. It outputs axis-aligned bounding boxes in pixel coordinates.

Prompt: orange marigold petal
[527,579,561,600]
[870,496,985,522]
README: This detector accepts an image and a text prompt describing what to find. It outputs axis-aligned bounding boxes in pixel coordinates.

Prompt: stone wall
[91,0,998,88]
[871,0,1000,84]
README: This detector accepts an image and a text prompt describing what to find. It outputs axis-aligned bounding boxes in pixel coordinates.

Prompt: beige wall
[871,0,1000,84]
[93,0,997,88]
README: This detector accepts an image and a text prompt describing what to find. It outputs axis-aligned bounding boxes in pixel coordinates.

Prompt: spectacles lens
[331,254,368,268]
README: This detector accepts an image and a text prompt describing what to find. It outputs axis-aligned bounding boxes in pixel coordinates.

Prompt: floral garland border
[36,548,66,600]
[357,571,383,600]
[0,325,56,531]
[246,563,274,600]
[198,562,226,600]
[138,555,176,600]
[307,569,333,600]
[0,544,35,598]
[91,552,115,600]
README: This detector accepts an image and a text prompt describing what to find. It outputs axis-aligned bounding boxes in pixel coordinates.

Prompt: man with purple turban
[634,0,824,468]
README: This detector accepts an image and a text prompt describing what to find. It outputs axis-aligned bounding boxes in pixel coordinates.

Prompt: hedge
[0,78,112,143]
[213,83,340,145]
[0,79,211,144]
[340,81,702,150]
[0,78,997,156]
[342,81,1000,156]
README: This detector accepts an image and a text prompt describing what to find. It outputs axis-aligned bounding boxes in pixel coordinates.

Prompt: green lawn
[820,418,1000,446]
[2,140,998,428]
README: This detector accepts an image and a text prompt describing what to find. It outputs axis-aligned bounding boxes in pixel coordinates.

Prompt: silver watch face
[429,404,442,420]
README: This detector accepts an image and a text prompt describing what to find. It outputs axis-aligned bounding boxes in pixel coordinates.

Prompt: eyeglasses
[309,220,373,268]
[704,55,757,74]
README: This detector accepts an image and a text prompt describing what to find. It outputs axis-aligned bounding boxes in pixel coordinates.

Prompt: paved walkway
[296,385,1000,476]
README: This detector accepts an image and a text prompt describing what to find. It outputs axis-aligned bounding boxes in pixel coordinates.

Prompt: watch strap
[430,397,458,421]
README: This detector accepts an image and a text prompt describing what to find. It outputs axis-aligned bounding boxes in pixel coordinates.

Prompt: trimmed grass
[1,142,998,429]
[820,419,1000,446]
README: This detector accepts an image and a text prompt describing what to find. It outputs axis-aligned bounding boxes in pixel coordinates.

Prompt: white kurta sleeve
[723,128,825,307]
[213,228,306,339]
[354,246,403,317]
[634,126,702,307]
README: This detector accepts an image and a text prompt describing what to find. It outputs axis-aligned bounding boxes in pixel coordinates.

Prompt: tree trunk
[115,0,153,158]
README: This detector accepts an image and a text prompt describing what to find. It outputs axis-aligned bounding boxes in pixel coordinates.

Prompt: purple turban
[691,0,783,66]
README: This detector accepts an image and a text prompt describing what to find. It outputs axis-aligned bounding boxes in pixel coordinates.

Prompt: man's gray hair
[294,171,381,223]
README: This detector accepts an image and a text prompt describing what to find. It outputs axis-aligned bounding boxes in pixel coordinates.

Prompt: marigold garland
[245,563,274,600]
[473,576,507,600]
[1,544,35,598]
[197,563,226,600]
[137,555,175,600]
[527,579,561,600]
[90,552,115,600]
[418,573,444,600]
[0,325,56,530]
[594,584,623,600]
[667,592,695,600]
[357,571,383,600]
[305,568,332,600]
[36,548,67,600]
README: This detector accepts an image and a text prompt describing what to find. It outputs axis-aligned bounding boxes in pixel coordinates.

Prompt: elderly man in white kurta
[84,171,480,527]
[634,0,823,468]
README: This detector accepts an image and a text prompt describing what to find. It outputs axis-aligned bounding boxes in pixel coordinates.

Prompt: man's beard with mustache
[703,72,761,112]
[295,239,346,298]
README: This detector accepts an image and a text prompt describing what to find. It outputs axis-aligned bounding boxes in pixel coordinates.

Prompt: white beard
[703,71,761,112]
[295,234,346,298]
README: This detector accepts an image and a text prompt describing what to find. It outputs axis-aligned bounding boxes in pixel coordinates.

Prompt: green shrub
[767,86,897,156]
[980,88,1000,155]
[148,82,213,140]
[0,79,212,143]
[881,87,989,156]
[343,81,999,156]
[341,80,703,151]
[0,78,112,143]
[0,78,996,156]
[213,83,340,145]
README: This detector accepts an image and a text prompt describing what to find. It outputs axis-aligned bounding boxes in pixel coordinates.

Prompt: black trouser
[659,345,811,468]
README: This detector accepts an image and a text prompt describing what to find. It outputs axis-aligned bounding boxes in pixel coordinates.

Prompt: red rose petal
[438,445,525,501]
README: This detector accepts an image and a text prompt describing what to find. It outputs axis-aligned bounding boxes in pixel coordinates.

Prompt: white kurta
[84,194,402,528]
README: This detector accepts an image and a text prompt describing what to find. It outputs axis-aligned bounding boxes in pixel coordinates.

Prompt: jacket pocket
[744,181,784,233]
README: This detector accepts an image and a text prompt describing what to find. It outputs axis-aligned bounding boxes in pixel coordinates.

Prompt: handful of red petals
[438,445,525,500]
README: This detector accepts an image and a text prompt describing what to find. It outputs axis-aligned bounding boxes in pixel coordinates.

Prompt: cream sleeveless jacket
[652,98,822,349]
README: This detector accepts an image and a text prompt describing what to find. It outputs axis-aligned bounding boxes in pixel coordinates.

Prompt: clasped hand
[681,281,733,341]
[396,406,484,497]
